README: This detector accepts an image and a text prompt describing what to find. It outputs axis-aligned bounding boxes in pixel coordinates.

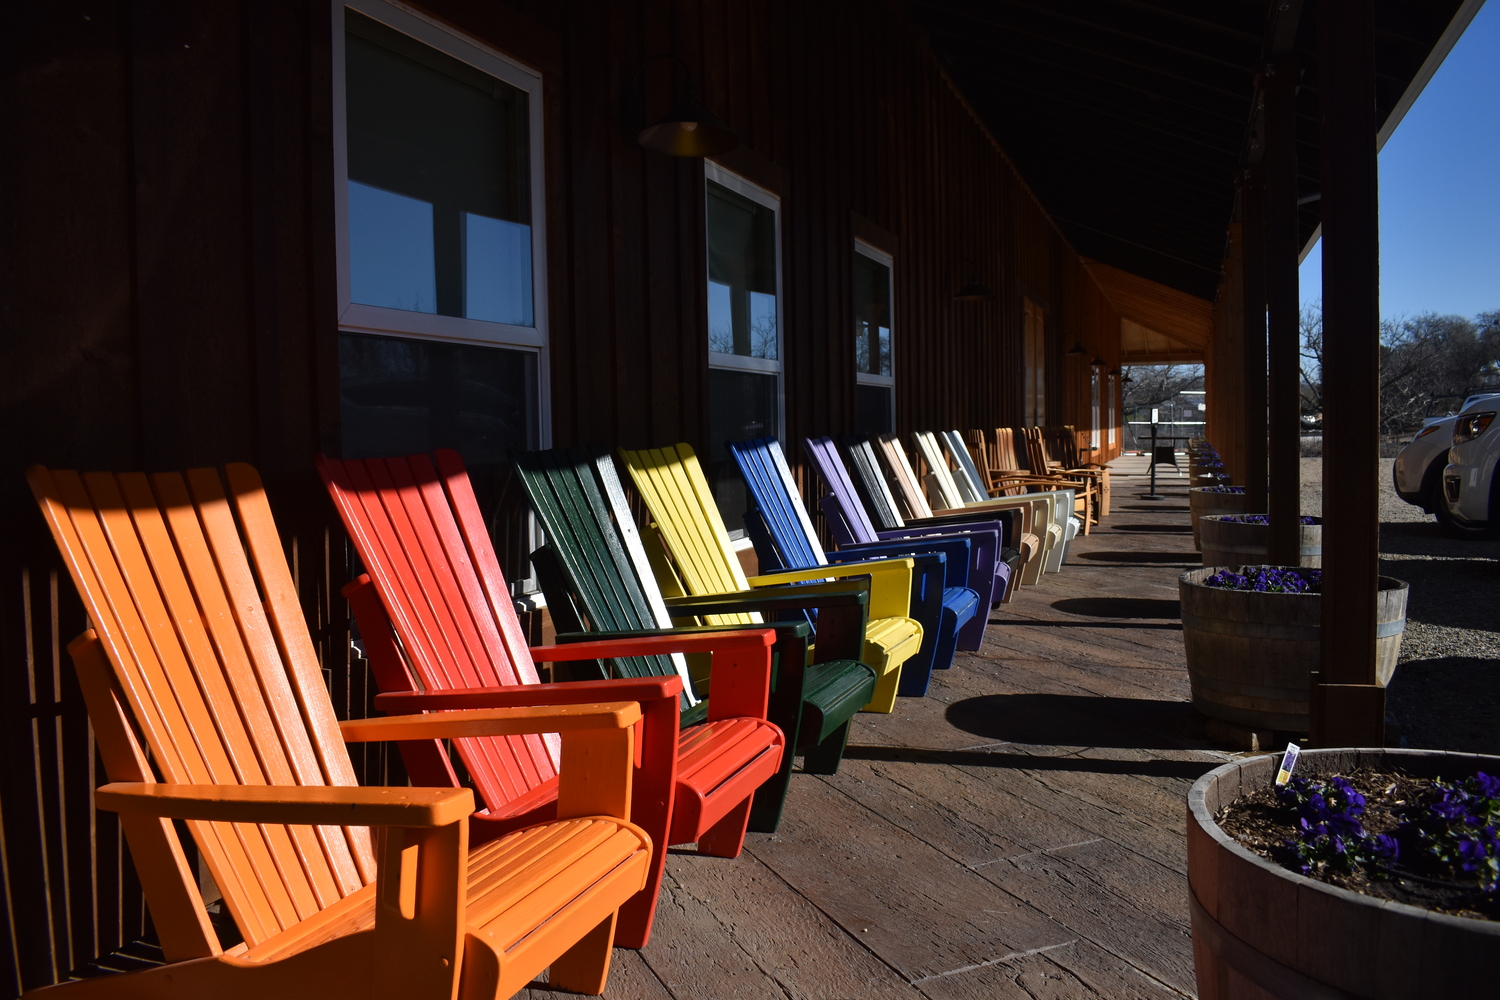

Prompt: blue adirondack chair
[803,435,1026,603]
[728,436,988,698]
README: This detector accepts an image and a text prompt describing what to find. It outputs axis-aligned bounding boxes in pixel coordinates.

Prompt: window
[334,1,548,588]
[1090,366,1102,450]
[705,162,782,534]
[854,241,895,434]
[1022,298,1046,426]
[1107,373,1117,446]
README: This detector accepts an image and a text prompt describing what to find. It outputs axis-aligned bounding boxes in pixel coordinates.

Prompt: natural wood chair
[617,442,924,714]
[317,452,786,950]
[26,463,673,999]
[1042,425,1112,516]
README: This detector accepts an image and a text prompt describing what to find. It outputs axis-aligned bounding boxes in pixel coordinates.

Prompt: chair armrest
[95,782,475,828]
[539,631,774,724]
[373,679,681,715]
[661,582,869,619]
[340,702,642,742]
[748,560,913,620]
[529,629,774,663]
[830,538,972,591]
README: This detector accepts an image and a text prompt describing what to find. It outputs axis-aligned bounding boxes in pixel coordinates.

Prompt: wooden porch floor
[530,455,1228,999]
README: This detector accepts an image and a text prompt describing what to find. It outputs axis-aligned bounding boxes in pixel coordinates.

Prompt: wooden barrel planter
[1178,568,1407,732]
[1188,748,1500,999]
[1199,515,1322,567]
[1189,487,1249,548]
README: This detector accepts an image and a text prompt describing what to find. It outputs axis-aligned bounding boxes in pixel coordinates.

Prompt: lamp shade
[637,89,739,156]
[1090,355,1105,368]
[953,281,992,302]
[1065,343,1087,356]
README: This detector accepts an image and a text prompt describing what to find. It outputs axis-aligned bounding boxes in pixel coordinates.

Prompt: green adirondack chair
[512,446,879,833]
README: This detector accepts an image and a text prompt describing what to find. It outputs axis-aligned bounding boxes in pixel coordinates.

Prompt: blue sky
[1299,2,1500,322]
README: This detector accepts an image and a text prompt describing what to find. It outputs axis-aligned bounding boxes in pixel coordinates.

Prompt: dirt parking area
[1301,456,1500,754]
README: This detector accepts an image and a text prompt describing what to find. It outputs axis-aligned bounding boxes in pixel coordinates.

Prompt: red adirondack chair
[317,453,785,950]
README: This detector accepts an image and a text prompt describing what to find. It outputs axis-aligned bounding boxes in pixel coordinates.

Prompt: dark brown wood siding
[0,1,1124,989]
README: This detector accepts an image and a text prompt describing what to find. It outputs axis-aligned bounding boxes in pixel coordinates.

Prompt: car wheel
[1435,472,1500,539]
[1418,461,1446,515]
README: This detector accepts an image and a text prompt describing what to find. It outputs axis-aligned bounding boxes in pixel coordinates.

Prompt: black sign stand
[1143,421,1166,500]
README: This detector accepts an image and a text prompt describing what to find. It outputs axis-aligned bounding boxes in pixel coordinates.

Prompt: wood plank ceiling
[904,0,1470,303]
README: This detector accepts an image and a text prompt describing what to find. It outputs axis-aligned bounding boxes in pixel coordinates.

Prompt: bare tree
[1299,303,1500,434]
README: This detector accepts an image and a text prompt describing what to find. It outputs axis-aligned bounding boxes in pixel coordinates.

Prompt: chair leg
[549,912,617,995]
[696,796,752,858]
[801,720,851,775]
[747,748,795,833]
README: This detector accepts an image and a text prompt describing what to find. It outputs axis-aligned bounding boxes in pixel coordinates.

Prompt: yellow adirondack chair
[26,463,658,1000]
[617,443,923,714]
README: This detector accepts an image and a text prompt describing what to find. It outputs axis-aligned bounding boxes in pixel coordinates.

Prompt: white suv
[1442,403,1500,538]
[1393,394,1499,528]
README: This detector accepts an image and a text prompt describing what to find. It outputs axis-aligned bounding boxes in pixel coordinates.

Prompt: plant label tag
[1275,743,1301,786]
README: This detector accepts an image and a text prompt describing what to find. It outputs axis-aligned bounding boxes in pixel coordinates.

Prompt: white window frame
[704,161,784,437]
[1107,373,1117,445]
[332,0,552,447]
[1090,366,1102,450]
[853,240,896,430]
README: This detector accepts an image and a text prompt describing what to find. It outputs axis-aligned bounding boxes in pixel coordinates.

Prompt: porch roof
[906,0,1481,301]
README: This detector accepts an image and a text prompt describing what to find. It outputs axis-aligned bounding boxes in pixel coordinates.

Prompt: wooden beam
[1265,59,1302,564]
[1240,176,1268,513]
[1313,0,1384,747]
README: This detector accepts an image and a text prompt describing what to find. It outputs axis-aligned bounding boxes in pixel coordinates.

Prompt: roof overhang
[1082,259,1212,365]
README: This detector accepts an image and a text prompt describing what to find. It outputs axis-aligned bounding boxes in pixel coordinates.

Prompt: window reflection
[339,332,538,580]
[854,252,892,377]
[345,11,533,326]
[706,182,778,359]
[707,368,778,533]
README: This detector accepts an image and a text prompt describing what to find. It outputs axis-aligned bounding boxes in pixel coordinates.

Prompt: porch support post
[1312,0,1383,747]
[1264,59,1302,565]
[1239,175,1268,514]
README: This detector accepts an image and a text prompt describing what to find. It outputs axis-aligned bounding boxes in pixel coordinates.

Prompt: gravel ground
[1300,456,1500,754]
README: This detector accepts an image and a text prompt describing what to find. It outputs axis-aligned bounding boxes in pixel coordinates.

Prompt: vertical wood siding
[0,1,1126,990]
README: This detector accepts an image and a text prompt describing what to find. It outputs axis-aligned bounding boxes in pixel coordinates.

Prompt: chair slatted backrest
[27,465,376,951]
[942,431,991,503]
[1046,426,1083,467]
[511,446,697,706]
[616,444,759,627]
[992,429,1032,496]
[910,432,969,509]
[873,434,938,519]
[317,455,560,813]
[839,436,910,531]
[727,437,828,571]
[1021,428,1052,474]
[802,436,883,544]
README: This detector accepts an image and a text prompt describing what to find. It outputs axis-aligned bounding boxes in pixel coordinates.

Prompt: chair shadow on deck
[1049,597,1182,619]
[1107,523,1195,533]
[939,693,1215,754]
[1073,551,1201,566]
[840,744,1217,780]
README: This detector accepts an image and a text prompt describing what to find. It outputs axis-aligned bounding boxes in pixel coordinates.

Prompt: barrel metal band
[1182,613,1405,641]
[1189,890,1363,1000]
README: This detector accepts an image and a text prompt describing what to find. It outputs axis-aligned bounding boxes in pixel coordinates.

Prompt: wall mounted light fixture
[950,258,993,301]
[630,55,739,157]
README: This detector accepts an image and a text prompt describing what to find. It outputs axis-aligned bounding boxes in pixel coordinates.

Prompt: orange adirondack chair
[25,462,702,998]
[317,453,785,949]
